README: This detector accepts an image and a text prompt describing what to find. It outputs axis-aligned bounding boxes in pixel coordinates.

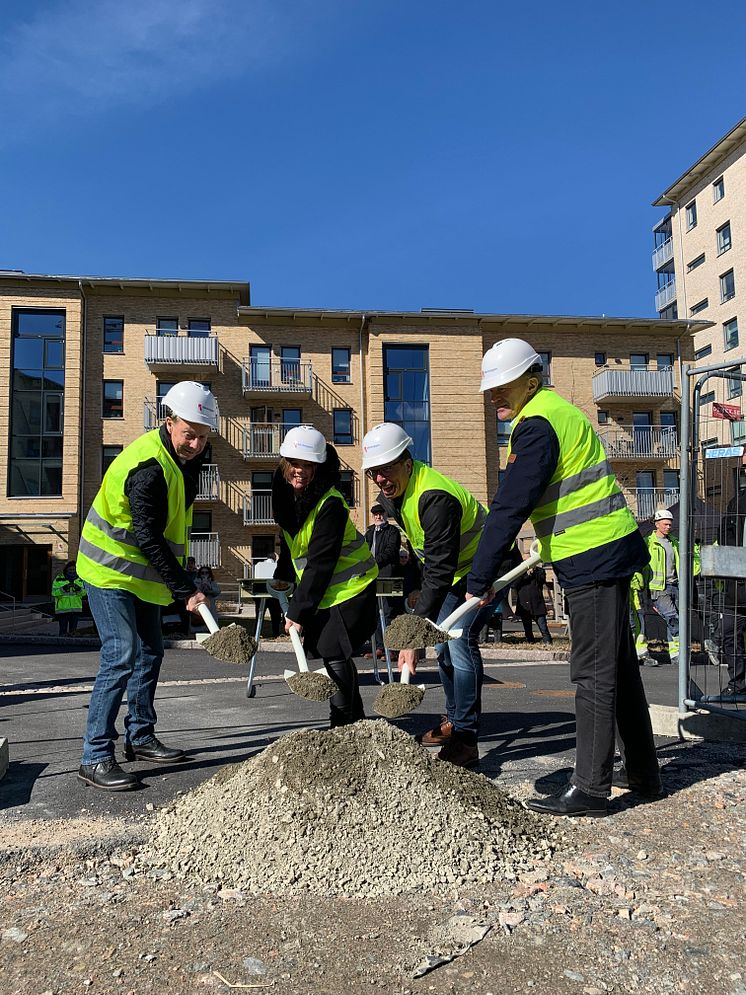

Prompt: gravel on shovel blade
[373,683,425,717]
[201,624,257,664]
[286,671,337,701]
[144,720,561,897]
[383,612,452,649]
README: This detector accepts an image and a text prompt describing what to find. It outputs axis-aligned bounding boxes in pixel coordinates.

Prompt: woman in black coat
[272,426,378,726]
[514,564,553,644]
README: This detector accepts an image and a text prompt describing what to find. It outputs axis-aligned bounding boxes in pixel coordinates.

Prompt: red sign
[713,402,743,421]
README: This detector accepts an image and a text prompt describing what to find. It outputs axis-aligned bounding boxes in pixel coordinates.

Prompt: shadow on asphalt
[0,762,48,810]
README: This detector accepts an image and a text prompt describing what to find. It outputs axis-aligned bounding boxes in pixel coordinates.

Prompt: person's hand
[465,589,496,607]
[406,589,420,610]
[185,591,208,614]
[285,619,303,637]
[397,648,418,676]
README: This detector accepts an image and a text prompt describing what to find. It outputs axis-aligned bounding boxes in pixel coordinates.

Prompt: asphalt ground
[0,640,697,823]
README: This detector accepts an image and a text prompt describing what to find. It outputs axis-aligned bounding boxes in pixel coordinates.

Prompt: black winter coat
[718,485,746,608]
[514,566,549,617]
[364,522,401,578]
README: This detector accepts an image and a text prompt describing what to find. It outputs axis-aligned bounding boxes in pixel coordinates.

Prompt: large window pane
[13,338,44,367]
[12,393,42,434]
[10,461,40,496]
[103,316,124,354]
[384,345,431,463]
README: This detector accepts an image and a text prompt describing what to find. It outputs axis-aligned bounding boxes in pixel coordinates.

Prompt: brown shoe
[437,737,479,768]
[421,717,454,746]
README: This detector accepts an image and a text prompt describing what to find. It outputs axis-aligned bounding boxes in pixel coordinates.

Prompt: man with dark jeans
[711,475,746,699]
[466,338,661,817]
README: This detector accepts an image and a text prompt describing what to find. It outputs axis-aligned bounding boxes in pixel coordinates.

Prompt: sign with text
[712,402,743,421]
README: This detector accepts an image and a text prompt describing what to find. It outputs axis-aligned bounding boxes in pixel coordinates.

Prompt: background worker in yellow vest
[51,561,85,636]
[466,339,662,816]
[76,382,216,791]
[635,509,681,664]
[361,422,498,769]
[271,425,378,726]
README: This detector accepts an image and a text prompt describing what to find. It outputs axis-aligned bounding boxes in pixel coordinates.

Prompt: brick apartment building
[0,270,706,601]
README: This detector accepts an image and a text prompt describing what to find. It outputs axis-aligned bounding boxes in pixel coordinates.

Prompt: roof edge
[653,115,746,206]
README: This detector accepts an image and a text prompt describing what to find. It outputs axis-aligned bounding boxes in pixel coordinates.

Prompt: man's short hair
[371,504,385,515]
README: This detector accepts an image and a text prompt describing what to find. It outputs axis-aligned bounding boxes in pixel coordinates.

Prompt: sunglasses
[365,458,407,481]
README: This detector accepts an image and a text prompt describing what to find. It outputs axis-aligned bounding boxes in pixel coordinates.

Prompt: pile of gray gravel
[144,720,560,897]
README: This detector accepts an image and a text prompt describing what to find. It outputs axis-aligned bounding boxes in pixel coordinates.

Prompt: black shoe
[78,760,139,792]
[124,737,185,764]
[612,765,664,798]
[525,783,608,818]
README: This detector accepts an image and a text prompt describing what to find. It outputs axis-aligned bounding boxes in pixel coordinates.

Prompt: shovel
[372,661,426,718]
[265,581,337,701]
[195,604,258,664]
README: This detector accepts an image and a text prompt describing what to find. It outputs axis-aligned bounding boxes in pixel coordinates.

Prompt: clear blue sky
[2,0,745,318]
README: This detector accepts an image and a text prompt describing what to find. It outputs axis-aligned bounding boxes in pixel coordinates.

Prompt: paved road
[0,642,686,822]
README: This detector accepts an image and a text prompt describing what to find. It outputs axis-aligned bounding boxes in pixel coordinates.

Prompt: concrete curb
[649,702,746,743]
[0,738,8,781]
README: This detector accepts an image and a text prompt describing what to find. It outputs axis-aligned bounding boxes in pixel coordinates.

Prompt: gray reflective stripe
[533,491,628,538]
[87,506,185,557]
[459,505,486,551]
[339,535,366,557]
[539,460,614,506]
[78,537,165,586]
[293,557,308,571]
[331,558,376,586]
[411,545,425,563]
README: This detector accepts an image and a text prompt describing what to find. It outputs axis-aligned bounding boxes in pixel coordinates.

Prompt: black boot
[613,765,665,799]
[78,760,139,792]
[324,658,365,727]
[525,783,608,818]
[124,737,185,763]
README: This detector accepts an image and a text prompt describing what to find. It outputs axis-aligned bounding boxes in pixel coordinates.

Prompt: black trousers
[565,579,659,797]
[720,608,746,691]
[324,658,365,727]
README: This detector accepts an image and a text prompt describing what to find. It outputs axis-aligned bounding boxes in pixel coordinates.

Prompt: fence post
[678,363,691,715]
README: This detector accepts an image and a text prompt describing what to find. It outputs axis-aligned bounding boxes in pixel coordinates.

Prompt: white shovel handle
[267,581,309,674]
[400,663,411,685]
[197,603,221,634]
[438,541,542,633]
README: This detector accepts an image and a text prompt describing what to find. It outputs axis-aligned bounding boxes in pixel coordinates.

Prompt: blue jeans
[82,583,165,765]
[434,590,496,742]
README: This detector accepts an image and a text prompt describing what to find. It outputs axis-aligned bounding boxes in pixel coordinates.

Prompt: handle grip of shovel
[437,541,542,633]
[400,663,411,685]
[197,603,221,635]
[267,581,309,674]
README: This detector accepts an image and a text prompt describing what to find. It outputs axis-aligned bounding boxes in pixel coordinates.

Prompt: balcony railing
[241,358,313,394]
[241,422,299,459]
[189,532,221,567]
[592,365,675,402]
[655,279,677,312]
[196,464,220,500]
[652,237,674,271]
[243,492,274,525]
[626,488,679,522]
[599,427,678,459]
[144,334,219,366]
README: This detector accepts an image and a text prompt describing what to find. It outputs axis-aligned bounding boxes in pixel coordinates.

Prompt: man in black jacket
[713,473,746,699]
[364,504,401,651]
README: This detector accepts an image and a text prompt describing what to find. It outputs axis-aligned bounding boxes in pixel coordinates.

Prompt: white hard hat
[279,424,327,463]
[161,381,219,430]
[654,508,674,522]
[480,338,543,392]
[361,422,414,470]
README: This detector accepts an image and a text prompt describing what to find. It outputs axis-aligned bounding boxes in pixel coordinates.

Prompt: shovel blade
[283,668,295,679]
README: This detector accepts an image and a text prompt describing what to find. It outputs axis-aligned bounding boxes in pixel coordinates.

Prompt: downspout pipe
[359,314,368,530]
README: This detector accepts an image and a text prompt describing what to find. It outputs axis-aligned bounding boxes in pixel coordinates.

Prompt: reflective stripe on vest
[400,461,486,584]
[509,389,638,565]
[76,430,191,606]
[283,488,378,609]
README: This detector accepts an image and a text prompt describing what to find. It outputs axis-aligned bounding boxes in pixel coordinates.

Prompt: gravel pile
[202,625,257,664]
[144,720,559,897]
[373,683,425,717]
[384,613,451,649]
[286,671,337,701]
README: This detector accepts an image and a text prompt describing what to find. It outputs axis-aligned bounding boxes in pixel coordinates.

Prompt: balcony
[241,422,299,459]
[626,488,679,522]
[655,279,676,312]
[592,365,675,402]
[144,334,219,366]
[241,357,313,395]
[652,237,674,271]
[196,464,220,500]
[599,426,678,460]
[189,532,221,567]
[243,492,274,525]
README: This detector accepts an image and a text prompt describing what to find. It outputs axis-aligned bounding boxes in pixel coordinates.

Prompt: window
[728,369,743,399]
[687,253,706,272]
[338,470,355,506]
[686,200,697,230]
[496,415,512,445]
[252,471,272,490]
[597,410,609,425]
[732,419,746,444]
[713,176,725,202]
[663,469,679,493]
[102,445,123,475]
[192,510,212,533]
[695,343,713,360]
[156,317,178,336]
[720,269,736,302]
[383,345,431,463]
[700,390,716,404]
[102,380,124,418]
[717,222,732,256]
[659,303,678,320]
[536,351,551,385]
[332,347,351,384]
[630,353,648,370]
[8,308,65,497]
[188,318,210,339]
[252,535,276,563]
[690,299,709,315]
[280,345,301,384]
[282,407,302,428]
[333,408,353,445]
[656,354,674,370]
[250,345,271,387]
[724,317,739,351]
[594,352,606,367]
[103,316,124,353]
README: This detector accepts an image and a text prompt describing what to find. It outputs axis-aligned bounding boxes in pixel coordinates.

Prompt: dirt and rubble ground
[1,642,745,995]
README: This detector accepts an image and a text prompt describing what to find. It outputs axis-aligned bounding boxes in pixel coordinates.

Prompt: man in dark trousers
[466,338,661,816]
[711,467,746,699]
[364,504,401,651]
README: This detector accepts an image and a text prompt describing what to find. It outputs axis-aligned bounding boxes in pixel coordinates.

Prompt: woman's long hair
[272,443,341,536]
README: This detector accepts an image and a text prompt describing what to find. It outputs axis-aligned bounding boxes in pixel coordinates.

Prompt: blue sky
[1,0,745,317]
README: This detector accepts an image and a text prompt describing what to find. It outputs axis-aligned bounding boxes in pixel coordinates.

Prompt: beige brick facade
[0,272,699,600]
